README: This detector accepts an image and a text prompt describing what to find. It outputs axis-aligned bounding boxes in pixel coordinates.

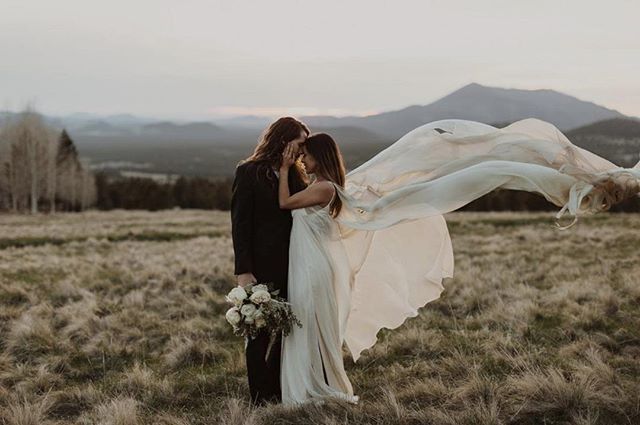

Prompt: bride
[277,118,640,406]
[277,133,359,405]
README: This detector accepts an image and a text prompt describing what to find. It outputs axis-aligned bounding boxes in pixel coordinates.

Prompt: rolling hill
[567,118,640,167]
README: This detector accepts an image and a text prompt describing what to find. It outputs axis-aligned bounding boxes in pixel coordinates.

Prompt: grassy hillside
[0,210,638,424]
[567,118,640,167]
[568,118,640,139]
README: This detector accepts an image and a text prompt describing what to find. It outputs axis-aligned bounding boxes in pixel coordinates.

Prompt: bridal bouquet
[224,282,301,360]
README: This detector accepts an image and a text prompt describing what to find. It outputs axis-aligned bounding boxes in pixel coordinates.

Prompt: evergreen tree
[56,129,79,167]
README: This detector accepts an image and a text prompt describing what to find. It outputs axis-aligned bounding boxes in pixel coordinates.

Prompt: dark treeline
[94,174,640,213]
[95,173,232,211]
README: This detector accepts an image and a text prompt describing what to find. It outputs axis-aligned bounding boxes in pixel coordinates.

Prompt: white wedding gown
[281,187,360,405]
[281,118,640,405]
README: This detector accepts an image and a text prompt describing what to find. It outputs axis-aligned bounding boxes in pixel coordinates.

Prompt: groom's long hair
[244,117,308,190]
[302,133,346,218]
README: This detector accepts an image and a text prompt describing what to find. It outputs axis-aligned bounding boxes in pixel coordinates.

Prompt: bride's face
[300,145,317,174]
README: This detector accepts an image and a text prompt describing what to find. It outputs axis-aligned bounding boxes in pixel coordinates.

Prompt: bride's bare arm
[279,173,333,209]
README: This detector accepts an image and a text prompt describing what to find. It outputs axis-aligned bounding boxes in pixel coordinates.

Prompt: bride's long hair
[302,133,346,217]
[244,116,308,191]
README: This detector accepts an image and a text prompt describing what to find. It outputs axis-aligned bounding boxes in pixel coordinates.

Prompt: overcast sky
[1,0,638,120]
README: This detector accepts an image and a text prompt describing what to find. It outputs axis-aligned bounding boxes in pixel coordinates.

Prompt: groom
[230,116,309,405]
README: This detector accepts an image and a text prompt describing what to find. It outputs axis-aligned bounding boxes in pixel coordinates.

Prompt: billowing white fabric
[333,118,640,361]
[281,118,640,404]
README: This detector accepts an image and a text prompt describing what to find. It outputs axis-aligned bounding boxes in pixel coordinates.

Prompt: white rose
[226,287,248,306]
[251,284,269,293]
[240,303,257,318]
[249,290,271,304]
[225,307,241,326]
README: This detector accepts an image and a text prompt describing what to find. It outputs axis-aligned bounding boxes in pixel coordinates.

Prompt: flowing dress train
[281,118,640,404]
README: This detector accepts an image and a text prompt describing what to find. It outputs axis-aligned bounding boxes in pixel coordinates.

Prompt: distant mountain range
[3,83,630,138]
[1,83,637,176]
[301,83,627,138]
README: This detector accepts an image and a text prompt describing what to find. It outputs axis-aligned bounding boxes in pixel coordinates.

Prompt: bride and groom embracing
[231,115,640,406]
[231,117,357,406]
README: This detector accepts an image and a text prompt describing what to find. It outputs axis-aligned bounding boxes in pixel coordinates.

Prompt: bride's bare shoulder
[310,180,335,196]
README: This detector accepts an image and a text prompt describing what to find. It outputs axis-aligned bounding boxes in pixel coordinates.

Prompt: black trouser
[246,329,282,405]
[246,332,331,406]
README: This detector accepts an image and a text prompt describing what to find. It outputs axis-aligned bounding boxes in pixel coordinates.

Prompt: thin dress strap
[323,182,337,210]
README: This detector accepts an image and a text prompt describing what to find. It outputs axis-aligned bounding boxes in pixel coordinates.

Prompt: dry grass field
[0,210,638,425]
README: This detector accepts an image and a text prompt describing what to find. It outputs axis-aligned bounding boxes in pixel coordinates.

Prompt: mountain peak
[461,82,485,89]
[453,83,487,94]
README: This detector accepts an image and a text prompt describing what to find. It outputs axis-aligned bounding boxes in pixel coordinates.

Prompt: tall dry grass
[0,210,638,424]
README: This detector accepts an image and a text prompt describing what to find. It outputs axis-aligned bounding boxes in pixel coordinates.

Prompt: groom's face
[287,130,307,155]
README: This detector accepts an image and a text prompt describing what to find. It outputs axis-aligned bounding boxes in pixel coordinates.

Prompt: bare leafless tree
[0,107,97,213]
[13,109,54,213]
[0,118,10,210]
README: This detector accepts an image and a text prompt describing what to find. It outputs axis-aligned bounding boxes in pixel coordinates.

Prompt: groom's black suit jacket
[231,159,306,300]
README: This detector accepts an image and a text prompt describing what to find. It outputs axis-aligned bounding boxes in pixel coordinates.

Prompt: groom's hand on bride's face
[281,143,298,170]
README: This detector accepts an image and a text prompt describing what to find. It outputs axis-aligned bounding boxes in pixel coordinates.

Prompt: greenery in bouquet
[224,282,302,340]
